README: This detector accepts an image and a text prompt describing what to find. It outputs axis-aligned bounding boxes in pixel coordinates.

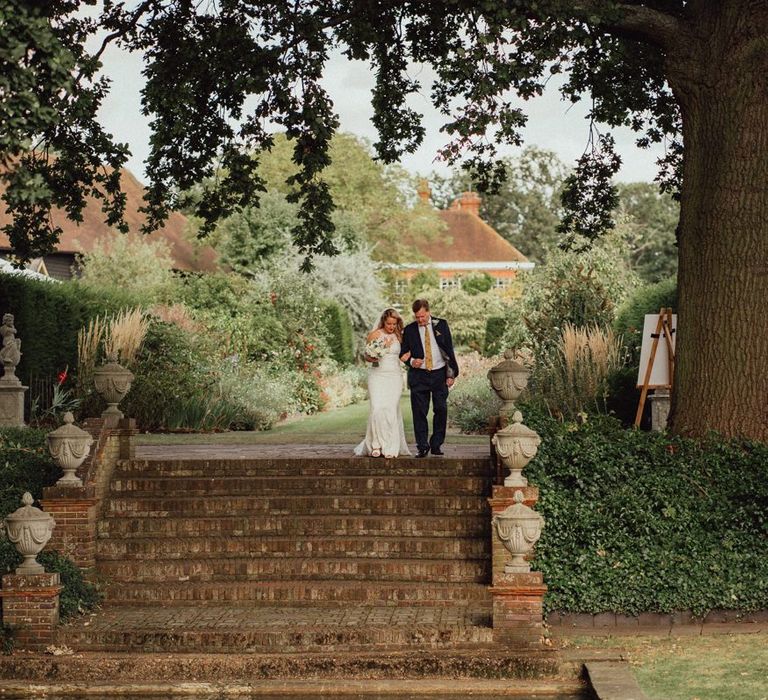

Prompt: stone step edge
[95,551,490,563]
[95,534,489,556]
[0,679,583,696]
[0,650,567,683]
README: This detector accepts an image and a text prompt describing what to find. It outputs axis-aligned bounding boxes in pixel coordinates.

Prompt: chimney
[417,179,431,205]
[458,190,481,216]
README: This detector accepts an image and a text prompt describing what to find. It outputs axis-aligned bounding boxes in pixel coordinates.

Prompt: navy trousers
[408,367,448,452]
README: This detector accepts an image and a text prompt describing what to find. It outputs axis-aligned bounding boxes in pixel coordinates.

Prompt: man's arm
[442,320,459,380]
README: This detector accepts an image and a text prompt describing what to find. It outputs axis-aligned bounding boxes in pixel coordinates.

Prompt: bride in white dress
[354,309,412,458]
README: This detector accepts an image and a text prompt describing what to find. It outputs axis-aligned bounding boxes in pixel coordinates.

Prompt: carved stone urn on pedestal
[93,360,134,422]
[47,412,94,487]
[493,490,545,573]
[4,493,56,574]
[487,350,529,415]
[491,410,541,487]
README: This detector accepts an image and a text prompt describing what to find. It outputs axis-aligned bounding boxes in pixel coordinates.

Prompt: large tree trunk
[666,3,768,440]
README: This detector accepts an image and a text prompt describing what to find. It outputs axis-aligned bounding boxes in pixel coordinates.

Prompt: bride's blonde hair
[378,308,404,340]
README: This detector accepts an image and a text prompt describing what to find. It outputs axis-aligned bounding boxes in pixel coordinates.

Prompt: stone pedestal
[490,571,548,647]
[488,485,546,646]
[0,382,27,427]
[0,572,62,650]
[650,389,671,431]
[41,486,98,570]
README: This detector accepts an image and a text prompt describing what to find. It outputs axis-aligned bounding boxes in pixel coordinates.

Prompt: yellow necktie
[424,325,433,370]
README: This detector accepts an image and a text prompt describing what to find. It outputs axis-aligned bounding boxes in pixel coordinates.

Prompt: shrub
[462,272,494,295]
[448,373,502,433]
[520,408,768,616]
[116,320,211,431]
[77,231,177,305]
[484,316,507,356]
[319,361,367,410]
[428,288,508,351]
[502,230,637,357]
[321,301,355,365]
[448,352,503,433]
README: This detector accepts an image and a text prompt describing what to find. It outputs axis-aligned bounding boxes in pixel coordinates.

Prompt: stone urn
[491,410,541,487]
[487,350,529,414]
[47,412,94,487]
[493,490,544,574]
[4,493,56,574]
[93,361,134,420]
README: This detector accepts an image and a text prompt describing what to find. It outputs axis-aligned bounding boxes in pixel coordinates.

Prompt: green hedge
[0,275,136,388]
[520,406,768,616]
[322,301,354,365]
[0,428,101,623]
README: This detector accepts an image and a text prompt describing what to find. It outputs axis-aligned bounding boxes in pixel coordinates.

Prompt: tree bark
[666,2,768,440]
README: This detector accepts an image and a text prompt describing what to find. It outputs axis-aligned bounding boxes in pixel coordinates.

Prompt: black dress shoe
[431,448,445,456]
[415,448,430,458]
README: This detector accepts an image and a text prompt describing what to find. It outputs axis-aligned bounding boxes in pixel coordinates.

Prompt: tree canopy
[4,1,768,439]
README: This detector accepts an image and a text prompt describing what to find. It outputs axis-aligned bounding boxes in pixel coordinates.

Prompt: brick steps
[89,453,497,651]
[116,458,491,478]
[105,494,489,517]
[96,556,490,584]
[102,580,492,605]
[96,534,490,561]
[110,474,490,496]
[97,514,489,539]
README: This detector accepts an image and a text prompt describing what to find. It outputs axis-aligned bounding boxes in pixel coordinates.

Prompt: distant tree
[218,193,297,274]
[256,133,444,262]
[616,182,679,284]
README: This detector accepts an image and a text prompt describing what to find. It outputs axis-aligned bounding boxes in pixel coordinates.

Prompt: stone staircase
[61,453,499,653]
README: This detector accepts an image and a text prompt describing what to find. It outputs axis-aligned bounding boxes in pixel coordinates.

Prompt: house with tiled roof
[396,182,533,291]
[0,168,218,280]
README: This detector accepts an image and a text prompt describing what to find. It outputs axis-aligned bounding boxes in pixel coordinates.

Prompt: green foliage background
[521,407,768,616]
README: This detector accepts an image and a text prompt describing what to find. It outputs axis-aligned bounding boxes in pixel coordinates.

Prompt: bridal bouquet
[365,336,390,367]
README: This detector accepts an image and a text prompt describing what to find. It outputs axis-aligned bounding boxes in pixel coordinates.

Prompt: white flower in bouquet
[365,336,390,367]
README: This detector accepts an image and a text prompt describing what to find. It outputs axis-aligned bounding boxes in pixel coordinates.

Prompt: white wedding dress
[354,334,411,458]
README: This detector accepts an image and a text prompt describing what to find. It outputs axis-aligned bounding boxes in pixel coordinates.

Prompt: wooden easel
[634,307,675,427]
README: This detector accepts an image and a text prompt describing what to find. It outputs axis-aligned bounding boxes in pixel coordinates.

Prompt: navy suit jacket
[400,317,459,378]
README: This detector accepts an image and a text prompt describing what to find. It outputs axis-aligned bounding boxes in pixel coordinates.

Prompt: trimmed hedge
[0,428,101,622]
[520,406,768,616]
[0,275,136,388]
[322,301,355,365]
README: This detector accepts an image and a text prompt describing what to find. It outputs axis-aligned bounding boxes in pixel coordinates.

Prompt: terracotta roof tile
[0,168,218,273]
[405,209,528,263]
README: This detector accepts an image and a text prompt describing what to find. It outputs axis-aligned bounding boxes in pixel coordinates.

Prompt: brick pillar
[488,485,547,647]
[40,486,98,571]
[0,573,62,650]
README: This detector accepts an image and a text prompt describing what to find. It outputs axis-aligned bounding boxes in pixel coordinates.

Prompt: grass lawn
[565,632,768,700]
[137,396,488,446]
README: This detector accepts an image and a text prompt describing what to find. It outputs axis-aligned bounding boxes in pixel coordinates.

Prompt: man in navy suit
[399,299,459,457]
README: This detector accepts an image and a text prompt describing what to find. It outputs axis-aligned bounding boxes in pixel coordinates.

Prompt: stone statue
[0,313,22,384]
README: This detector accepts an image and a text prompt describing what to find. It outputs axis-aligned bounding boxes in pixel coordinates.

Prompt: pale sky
[96,43,666,186]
